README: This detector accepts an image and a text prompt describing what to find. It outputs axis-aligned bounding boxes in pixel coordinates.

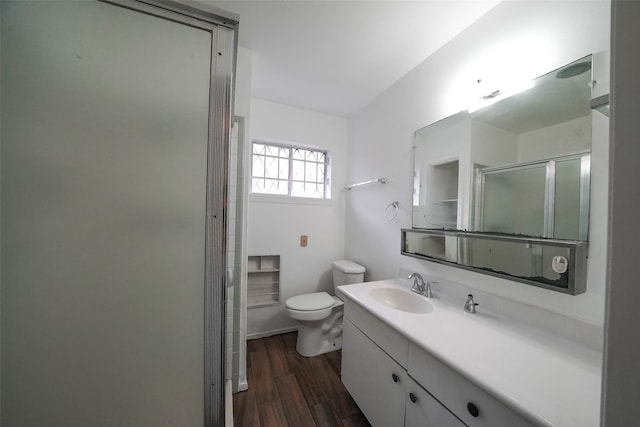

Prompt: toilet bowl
[285,260,365,357]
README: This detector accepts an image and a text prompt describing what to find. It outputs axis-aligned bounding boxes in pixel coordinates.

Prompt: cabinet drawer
[344,299,409,368]
[408,343,536,427]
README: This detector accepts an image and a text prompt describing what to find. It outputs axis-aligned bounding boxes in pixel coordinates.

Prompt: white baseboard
[246,326,298,340]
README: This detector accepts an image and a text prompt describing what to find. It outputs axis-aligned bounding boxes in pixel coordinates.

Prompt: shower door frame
[474,152,591,241]
[100,1,238,424]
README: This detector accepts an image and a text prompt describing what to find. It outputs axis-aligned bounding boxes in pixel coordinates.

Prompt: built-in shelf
[426,160,459,229]
[433,198,458,205]
[247,255,280,308]
[248,268,279,273]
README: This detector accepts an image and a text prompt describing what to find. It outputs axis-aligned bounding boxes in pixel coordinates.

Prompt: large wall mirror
[408,55,608,294]
[413,55,593,240]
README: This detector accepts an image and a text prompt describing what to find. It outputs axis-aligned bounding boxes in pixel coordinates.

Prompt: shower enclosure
[1,1,236,425]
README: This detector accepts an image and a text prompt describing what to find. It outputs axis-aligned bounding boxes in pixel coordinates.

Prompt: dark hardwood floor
[233,332,371,427]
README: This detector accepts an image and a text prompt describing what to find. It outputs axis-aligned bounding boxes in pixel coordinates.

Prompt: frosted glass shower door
[1,2,223,426]
[481,165,547,236]
[554,158,585,240]
[479,154,589,240]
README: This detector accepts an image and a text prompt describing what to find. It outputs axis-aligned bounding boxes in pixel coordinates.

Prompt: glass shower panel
[482,166,547,236]
[2,2,213,425]
[554,158,582,240]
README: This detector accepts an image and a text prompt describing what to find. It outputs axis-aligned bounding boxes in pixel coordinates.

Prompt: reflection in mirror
[413,55,593,240]
[402,229,588,295]
[476,153,590,239]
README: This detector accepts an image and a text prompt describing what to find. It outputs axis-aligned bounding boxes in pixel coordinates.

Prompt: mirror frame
[401,228,588,295]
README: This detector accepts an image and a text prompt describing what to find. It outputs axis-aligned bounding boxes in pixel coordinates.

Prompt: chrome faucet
[408,273,425,294]
[464,294,478,313]
[408,273,433,298]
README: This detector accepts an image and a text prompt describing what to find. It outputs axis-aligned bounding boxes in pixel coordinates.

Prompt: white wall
[346,1,610,329]
[247,98,348,337]
[470,120,518,167]
[518,115,591,161]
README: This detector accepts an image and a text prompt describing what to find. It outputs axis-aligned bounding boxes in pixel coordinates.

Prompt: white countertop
[338,278,602,427]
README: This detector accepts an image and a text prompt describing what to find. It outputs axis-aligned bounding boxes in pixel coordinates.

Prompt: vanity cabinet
[343,319,463,427]
[342,300,535,427]
[342,319,407,427]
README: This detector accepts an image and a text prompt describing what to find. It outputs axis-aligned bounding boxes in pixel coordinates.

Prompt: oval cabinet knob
[409,392,418,403]
[391,373,399,383]
[467,402,480,418]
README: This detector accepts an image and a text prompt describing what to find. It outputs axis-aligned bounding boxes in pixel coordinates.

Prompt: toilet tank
[332,260,366,291]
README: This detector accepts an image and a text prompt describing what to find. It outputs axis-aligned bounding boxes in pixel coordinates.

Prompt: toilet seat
[286,292,334,311]
[286,292,336,321]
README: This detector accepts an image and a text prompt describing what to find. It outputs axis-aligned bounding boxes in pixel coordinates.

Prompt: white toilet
[285,259,365,357]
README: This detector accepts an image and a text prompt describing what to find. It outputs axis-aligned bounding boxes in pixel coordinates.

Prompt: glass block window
[251,141,329,199]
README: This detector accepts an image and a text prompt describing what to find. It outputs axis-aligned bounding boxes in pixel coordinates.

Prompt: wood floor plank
[331,394,362,420]
[284,348,326,406]
[246,347,253,373]
[232,388,260,427]
[341,412,372,427]
[248,337,266,353]
[310,357,360,418]
[281,331,298,349]
[311,402,345,427]
[260,398,289,427]
[250,350,277,404]
[264,335,290,378]
[324,349,342,377]
[275,374,317,427]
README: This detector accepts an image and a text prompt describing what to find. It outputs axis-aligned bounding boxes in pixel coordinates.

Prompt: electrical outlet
[300,235,308,247]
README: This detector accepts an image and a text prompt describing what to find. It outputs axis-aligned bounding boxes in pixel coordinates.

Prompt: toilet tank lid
[332,260,366,274]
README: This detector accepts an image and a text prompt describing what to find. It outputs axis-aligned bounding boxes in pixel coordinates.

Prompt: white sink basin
[369,287,434,314]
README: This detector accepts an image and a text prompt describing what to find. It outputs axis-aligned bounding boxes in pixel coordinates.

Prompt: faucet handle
[408,273,426,294]
[425,281,435,298]
[407,272,423,281]
[464,294,479,313]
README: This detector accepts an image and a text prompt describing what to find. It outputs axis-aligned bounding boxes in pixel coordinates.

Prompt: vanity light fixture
[467,80,534,113]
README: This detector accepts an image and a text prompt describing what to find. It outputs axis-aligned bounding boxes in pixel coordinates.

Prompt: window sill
[249,193,335,206]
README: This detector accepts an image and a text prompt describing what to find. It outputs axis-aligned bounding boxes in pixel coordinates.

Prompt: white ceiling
[207,1,501,117]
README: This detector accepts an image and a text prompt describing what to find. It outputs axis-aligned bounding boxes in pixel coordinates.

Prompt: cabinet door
[409,343,535,427]
[405,377,466,427]
[342,319,406,427]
